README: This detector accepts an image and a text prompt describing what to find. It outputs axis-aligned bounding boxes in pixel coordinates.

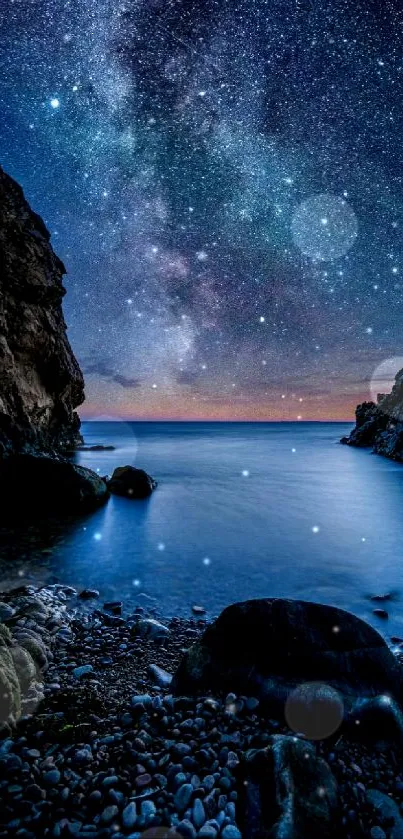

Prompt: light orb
[291,194,358,262]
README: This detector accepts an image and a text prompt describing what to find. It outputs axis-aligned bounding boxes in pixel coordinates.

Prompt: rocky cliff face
[341,368,403,461]
[0,166,84,456]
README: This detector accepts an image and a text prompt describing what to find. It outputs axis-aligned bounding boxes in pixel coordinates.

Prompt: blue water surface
[4,421,403,637]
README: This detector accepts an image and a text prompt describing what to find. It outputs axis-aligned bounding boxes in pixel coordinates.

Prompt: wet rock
[236,735,338,838]
[0,603,15,622]
[172,599,403,710]
[104,601,122,615]
[78,590,100,600]
[371,828,387,839]
[136,619,170,641]
[100,805,119,824]
[192,606,206,616]
[346,695,403,748]
[366,789,403,838]
[122,802,137,829]
[107,465,157,499]
[72,664,93,679]
[148,664,172,688]
[373,609,389,620]
[175,782,194,813]
[0,454,109,515]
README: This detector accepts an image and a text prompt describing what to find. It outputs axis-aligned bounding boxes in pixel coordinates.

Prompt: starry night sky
[1,0,403,420]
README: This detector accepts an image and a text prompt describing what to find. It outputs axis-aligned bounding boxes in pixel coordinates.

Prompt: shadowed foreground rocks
[0,591,403,837]
[0,453,109,515]
[172,599,403,712]
[341,368,403,461]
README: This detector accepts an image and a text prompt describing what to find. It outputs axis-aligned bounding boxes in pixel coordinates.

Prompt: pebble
[101,805,119,824]
[198,826,218,839]
[370,829,387,839]
[177,819,197,838]
[175,783,194,812]
[135,773,152,789]
[192,797,206,828]
[122,802,137,829]
[43,769,61,784]
[140,799,156,824]
[192,605,206,615]
[221,826,242,839]
[73,749,93,765]
[0,602,15,621]
[245,697,259,711]
[72,664,93,679]
[148,663,173,688]
[136,618,170,640]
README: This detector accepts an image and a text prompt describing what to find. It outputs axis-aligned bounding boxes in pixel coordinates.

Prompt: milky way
[1,0,403,419]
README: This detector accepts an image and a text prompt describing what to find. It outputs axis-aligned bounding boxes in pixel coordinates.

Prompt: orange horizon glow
[79,392,363,423]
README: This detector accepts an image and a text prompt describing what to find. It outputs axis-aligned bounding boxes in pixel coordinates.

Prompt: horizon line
[80,417,355,424]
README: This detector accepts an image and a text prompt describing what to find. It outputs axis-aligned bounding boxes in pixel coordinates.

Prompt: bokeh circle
[285,682,344,740]
[370,357,403,408]
[291,194,358,262]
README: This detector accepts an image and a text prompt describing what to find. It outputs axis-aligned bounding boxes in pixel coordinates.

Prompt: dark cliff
[0,166,84,455]
[341,369,403,461]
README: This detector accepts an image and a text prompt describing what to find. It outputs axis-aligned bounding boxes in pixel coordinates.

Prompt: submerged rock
[0,453,109,514]
[172,599,403,712]
[107,465,157,499]
[0,166,84,456]
[236,735,338,838]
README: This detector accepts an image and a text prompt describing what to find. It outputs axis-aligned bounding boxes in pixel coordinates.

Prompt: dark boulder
[345,695,403,749]
[0,454,109,515]
[171,599,403,712]
[236,735,338,839]
[107,465,157,499]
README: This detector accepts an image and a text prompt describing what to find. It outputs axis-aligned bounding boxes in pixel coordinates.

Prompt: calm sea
[3,421,403,639]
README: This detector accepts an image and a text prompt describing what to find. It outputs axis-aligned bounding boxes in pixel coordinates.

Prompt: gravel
[0,589,402,837]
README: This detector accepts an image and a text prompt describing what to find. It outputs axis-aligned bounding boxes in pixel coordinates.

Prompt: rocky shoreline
[1,587,403,838]
[341,368,403,462]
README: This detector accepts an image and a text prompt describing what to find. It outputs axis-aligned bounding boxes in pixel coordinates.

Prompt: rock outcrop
[0,166,84,456]
[0,585,72,732]
[341,368,403,461]
[236,737,338,839]
[172,599,403,712]
[107,465,157,499]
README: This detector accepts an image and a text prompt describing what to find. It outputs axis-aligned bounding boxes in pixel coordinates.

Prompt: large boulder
[0,585,72,730]
[107,465,157,499]
[0,166,84,457]
[236,736,338,839]
[171,599,403,712]
[0,453,109,515]
[0,624,44,731]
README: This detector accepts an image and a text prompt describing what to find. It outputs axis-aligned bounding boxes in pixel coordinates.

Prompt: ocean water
[3,421,403,638]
